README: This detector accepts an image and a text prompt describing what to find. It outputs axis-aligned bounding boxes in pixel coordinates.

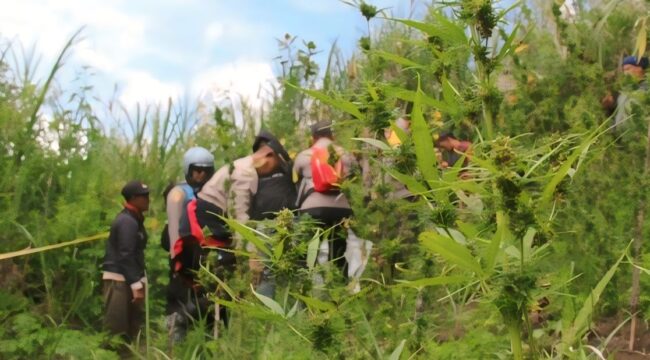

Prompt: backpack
[173,197,232,274]
[250,171,297,221]
[160,183,195,251]
[310,145,343,193]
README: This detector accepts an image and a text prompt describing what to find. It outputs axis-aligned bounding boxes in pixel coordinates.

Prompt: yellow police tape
[0,232,109,261]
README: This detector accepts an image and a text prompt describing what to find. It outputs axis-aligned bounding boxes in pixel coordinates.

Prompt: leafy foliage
[2,1,650,359]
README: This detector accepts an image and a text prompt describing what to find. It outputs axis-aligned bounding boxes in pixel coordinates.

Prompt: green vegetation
[2,1,650,358]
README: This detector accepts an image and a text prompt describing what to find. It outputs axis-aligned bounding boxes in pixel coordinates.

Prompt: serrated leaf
[470,155,500,175]
[373,50,424,68]
[306,232,320,270]
[291,292,336,311]
[215,298,281,321]
[393,14,466,46]
[382,165,427,195]
[273,238,284,260]
[222,217,272,257]
[389,339,406,360]
[366,82,379,101]
[352,137,392,151]
[496,24,521,62]
[393,275,468,289]
[559,244,629,355]
[430,11,467,45]
[441,77,460,115]
[286,300,300,318]
[457,221,480,240]
[484,211,508,274]
[522,227,537,262]
[540,128,600,207]
[411,84,438,183]
[420,231,483,275]
[290,84,363,120]
[200,263,238,300]
[440,227,467,245]
[251,284,285,317]
[383,86,452,113]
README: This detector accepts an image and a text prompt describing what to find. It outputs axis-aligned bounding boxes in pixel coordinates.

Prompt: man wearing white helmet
[169,131,294,333]
[164,146,214,343]
[165,147,215,257]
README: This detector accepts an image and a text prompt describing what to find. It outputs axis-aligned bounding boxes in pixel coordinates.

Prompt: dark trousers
[300,207,353,273]
[172,197,233,326]
[166,247,234,328]
[103,280,143,342]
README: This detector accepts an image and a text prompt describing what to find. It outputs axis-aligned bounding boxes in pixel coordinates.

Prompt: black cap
[121,180,150,200]
[252,130,292,173]
[310,120,333,138]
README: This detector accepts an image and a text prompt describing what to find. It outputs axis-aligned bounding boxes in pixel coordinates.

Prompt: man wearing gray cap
[101,180,150,343]
[294,120,357,273]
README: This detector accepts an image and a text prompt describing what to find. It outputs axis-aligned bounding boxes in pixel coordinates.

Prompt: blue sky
[0,0,427,109]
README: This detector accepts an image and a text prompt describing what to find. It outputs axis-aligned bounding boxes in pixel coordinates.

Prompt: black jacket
[102,208,148,285]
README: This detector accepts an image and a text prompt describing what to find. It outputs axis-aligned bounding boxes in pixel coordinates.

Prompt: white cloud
[119,70,183,107]
[204,22,225,44]
[75,42,115,73]
[192,60,278,109]
[0,0,145,67]
[0,0,159,106]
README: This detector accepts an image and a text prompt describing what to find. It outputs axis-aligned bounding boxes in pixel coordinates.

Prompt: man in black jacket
[102,180,149,342]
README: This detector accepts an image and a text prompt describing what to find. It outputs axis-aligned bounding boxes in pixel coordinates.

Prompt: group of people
[101,120,358,345]
[99,110,478,349]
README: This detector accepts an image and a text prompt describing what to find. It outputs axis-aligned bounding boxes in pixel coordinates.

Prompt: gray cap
[310,120,333,138]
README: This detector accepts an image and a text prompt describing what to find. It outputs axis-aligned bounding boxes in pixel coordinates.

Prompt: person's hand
[132,288,145,304]
[601,92,615,109]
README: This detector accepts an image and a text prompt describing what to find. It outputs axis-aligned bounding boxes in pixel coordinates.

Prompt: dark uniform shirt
[102,207,148,286]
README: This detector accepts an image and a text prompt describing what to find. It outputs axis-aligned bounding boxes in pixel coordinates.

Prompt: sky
[0,0,426,110]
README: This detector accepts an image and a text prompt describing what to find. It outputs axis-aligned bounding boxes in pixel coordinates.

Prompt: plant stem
[145,271,150,359]
[507,321,523,360]
[629,114,650,351]
[470,24,495,140]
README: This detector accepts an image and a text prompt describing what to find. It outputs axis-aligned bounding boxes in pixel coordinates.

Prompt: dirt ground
[591,316,650,359]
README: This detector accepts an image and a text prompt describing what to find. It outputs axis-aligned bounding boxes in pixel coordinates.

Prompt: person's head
[121,180,150,212]
[310,120,333,142]
[435,131,457,151]
[395,116,411,133]
[622,56,649,81]
[183,147,215,187]
[252,131,292,176]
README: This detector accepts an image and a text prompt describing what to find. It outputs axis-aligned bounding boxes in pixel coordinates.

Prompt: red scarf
[124,202,144,222]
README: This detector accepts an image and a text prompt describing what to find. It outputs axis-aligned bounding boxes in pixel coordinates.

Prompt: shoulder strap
[297,187,315,208]
[180,183,196,202]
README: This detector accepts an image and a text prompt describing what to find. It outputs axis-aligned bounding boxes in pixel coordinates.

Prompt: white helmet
[183,147,214,177]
